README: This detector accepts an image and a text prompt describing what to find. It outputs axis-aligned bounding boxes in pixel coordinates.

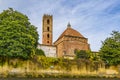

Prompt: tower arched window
[47,27,50,31]
[47,19,50,24]
[47,41,49,43]
[47,34,49,38]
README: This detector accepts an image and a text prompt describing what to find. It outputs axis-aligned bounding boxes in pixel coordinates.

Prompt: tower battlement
[43,14,52,18]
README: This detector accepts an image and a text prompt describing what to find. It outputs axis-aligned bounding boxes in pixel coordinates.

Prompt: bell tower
[42,14,53,45]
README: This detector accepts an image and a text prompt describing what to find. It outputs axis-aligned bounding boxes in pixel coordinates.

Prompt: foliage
[99,31,120,65]
[74,50,92,59]
[0,8,39,59]
[91,52,100,61]
[35,49,45,56]
[34,56,59,69]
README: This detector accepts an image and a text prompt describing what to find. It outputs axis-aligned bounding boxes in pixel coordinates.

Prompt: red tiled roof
[57,27,85,40]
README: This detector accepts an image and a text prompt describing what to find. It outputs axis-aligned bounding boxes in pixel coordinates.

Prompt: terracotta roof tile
[57,27,85,40]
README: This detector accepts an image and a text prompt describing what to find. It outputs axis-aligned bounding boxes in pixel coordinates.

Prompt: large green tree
[99,31,120,65]
[0,8,39,59]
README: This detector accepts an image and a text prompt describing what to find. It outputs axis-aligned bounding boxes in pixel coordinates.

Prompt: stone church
[38,14,90,58]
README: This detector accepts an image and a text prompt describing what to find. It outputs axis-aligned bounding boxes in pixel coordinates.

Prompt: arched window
[47,27,50,31]
[47,34,49,38]
[47,19,50,24]
[47,41,49,43]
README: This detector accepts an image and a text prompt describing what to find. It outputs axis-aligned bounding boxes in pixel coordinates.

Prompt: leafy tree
[99,31,120,65]
[75,50,91,59]
[0,8,39,59]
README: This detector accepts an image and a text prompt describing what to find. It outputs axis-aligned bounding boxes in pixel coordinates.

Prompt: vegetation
[74,50,92,60]
[99,31,120,65]
[91,52,100,61]
[0,8,39,59]
[0,56,111,78]
[35,49,45,56]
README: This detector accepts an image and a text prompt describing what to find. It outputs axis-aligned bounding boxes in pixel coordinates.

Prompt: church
[38,14,90,59]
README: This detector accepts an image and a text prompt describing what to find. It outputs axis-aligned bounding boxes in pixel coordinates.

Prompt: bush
[35,49,45,56]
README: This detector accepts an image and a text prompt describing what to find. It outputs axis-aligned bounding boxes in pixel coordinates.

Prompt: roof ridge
[55,27,85,43]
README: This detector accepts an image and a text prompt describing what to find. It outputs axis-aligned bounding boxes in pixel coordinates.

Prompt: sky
[0,0,120,51]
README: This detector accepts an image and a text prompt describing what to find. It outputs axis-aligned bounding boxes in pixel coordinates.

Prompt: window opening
[47,19,50,24]
[47,34,49,38]
[47,27,50,31]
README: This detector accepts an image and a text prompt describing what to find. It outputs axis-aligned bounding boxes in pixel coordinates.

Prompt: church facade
[38,14,90,58]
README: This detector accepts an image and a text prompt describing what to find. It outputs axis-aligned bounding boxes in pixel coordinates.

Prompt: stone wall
[37,44,56,57]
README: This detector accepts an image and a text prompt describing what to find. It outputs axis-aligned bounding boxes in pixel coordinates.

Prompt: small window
[47,19,50,24]
[47,34,49,38]
[47,27,50,31]
[47,41,49,43]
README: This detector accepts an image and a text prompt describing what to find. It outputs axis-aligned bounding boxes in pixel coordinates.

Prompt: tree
[36,49,45,56]
[75,50,91,59]
[99,31,120,65]
[0,8,39,59]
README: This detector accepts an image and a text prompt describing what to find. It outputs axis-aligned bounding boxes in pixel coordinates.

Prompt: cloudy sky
[0,0,120,51]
